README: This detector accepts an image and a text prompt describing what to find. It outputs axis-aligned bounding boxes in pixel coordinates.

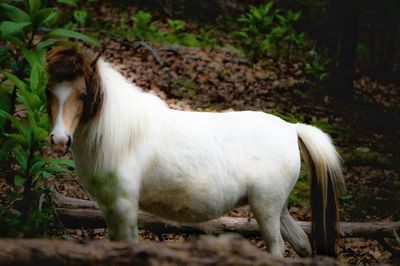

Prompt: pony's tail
[296,123,345,257]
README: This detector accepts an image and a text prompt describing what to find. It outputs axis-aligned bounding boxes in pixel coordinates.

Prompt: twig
[134,41,165,67]
[47,186,66,234]
[223,57,251,65]
[159,46,180,55]
[376,237,400,256]
[38,193,45,211]
[393,229,400,247]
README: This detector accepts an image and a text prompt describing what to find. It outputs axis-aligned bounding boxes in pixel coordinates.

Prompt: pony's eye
[79,92,87,101]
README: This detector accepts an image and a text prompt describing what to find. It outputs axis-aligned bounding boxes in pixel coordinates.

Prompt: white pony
[46,47,344,257]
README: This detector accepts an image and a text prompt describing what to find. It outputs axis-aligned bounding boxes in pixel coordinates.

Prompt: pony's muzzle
[50,133,72,153]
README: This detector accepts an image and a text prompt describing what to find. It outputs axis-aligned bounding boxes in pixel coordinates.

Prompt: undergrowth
[0,0,97,237]
[110,10,217,48]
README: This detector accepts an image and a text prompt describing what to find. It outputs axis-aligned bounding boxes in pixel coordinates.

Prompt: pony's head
[46,46,102,153]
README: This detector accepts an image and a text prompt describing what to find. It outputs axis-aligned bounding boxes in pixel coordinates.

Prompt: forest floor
[49,37,400,265]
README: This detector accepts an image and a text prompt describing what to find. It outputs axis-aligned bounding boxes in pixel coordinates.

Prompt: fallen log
[54,195,400,241]
[0,236,337,266]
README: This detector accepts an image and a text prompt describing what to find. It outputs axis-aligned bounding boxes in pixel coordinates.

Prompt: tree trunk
[0,237,337,266]
[326,0,360,98]
[55,195,400,240]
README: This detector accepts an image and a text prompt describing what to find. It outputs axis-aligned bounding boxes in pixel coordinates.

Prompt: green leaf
[260,38,271,52]
[73,9,87,25]
[234,31,249,39]
[35,63,47,96]
[0,3,30,23]
[0,138,15,161]
[18,90,42,110]
[30,63,40,93]
[15,93,32,115]
[30,62,48,96]
[44,28,99,47]
[29,160,46,176]
[340,194,352,201]
[0,34,24,47]
[1,71,28,91]
[0,95,11,128]
[0,109,26,134]
[22,48,46,67]
[43,166,71,174]
[39,171,53,178]
[31,8,57,29]
[35,39,54,49]
[14,175,26,186]
[356,147,370,153]
[47,158,75,168]
[28,0,42,14]
[0,21,32,37]
[14,148,28,173]
[33,126,48,142]
[3,133,27,145]
[36,40,76,50]
[27,109,37,129]
[57,0,78,7]
[37,113,48,128]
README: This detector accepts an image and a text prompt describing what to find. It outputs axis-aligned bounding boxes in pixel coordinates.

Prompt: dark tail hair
[296,123,345,256]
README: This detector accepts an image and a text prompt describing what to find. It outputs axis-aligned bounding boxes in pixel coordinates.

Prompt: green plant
[271,111,306,124]
[197,29,217,47]
[304,49,329,81]
[275,10,305,62]
[164,19,199,46]
[0,0,97,237]
[170,78,197,99]
[57,0,79,6]
[128,10,161,41]
[73,9,88,27]
[111,10,216,48]
[0,188,58,237]
[56,0,99,31]
[288,169,310,207]
[236,3,307,63]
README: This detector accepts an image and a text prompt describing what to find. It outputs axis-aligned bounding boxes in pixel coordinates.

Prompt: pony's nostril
[66,135,72,148]
[50,134,55,145]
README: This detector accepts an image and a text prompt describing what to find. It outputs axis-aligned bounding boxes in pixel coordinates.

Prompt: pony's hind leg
[249,188,286,257]
[279,234,286,255]
[280,203,312,257]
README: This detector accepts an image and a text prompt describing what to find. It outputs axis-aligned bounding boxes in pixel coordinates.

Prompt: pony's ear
[90,51,103,69]
[89,46,107,69]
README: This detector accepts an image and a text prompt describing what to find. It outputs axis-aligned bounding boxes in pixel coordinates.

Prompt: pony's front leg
[100,196,139,242]
[86,172,140,242]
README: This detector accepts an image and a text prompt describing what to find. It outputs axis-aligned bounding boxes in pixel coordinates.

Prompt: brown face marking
[62,77,86,133]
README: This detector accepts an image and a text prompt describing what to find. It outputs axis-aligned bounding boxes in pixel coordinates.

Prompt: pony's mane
[77,59,167,173]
